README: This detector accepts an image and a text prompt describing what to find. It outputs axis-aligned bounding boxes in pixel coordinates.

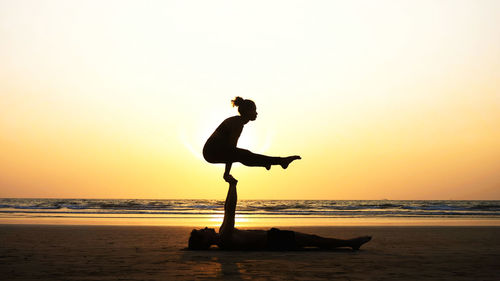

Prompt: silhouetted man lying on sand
[188,181,372,251]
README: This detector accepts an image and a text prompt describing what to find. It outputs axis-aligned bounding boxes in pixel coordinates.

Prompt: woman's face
[245,104,258,121]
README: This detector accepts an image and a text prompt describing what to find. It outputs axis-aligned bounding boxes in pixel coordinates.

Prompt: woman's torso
[203,116,245,162]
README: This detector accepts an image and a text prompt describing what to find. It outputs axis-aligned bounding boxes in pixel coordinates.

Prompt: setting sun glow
[1,0,499,200]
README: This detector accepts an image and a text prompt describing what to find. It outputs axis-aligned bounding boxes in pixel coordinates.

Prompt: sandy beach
[1,225,499,280]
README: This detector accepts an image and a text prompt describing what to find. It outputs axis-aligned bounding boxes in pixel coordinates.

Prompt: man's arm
[219,180,237,237]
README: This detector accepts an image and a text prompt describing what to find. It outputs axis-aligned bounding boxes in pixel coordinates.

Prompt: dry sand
[1,225,499,280]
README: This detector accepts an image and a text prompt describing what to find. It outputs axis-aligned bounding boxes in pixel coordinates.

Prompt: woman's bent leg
[233,148,281,168]
[205,146,300,169]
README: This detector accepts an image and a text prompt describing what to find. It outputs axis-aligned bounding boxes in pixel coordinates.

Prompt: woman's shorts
[203,143,233,164]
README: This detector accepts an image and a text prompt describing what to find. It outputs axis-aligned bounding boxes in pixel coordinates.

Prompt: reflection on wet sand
[1,214,499,226]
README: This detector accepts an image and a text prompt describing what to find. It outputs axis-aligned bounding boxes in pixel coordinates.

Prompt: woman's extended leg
[233,148,300,170]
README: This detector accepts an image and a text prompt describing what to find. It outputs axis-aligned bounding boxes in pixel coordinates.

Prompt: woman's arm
[223,163,236,183]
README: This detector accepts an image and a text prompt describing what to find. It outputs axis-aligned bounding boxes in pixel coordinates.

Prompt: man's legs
[294,232,372,250]
[219,181,237,239]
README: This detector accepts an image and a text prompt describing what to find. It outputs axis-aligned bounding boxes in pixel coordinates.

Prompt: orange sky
[1,0,499,199]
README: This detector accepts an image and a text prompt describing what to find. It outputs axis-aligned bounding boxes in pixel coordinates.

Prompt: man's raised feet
[280,156,301,169]
[350,236,372,251]
[223,173,238,184]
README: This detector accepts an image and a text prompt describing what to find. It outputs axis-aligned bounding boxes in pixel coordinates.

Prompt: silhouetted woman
[203,97,301,183]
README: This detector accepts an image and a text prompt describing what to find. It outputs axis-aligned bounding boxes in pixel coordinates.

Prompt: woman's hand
[223,173,238,184]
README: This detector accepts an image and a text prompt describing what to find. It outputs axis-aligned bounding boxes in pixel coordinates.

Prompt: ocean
[1,198,499,219]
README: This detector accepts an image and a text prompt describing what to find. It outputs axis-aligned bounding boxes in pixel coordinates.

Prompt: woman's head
[188,227,218,250]
[232,96,257,121]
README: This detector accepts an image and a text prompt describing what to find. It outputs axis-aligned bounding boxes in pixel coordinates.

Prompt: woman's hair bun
[231,96,244,107]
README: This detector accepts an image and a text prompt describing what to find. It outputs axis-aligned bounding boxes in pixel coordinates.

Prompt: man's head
[188,227,218,250]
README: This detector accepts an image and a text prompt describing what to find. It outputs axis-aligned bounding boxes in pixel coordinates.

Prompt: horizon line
[1,197,499,201]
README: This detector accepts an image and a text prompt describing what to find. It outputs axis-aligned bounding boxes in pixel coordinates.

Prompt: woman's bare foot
[349,236,372,251]
[280,156,301,169]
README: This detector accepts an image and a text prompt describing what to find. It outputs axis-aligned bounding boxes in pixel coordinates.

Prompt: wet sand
[1,225,499,280]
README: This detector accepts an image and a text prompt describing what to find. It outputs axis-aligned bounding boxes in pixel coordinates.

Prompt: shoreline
[2,215,500,227]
